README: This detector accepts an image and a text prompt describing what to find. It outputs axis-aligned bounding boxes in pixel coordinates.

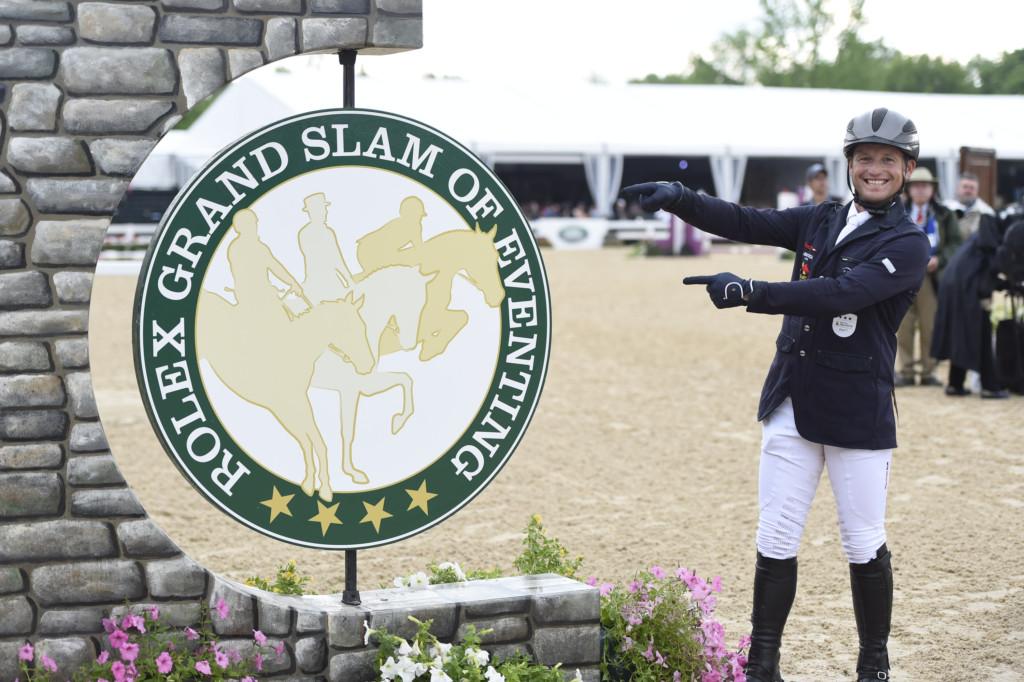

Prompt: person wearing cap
[894,168,961,387]
[620,108,930,682]
[802,163,842,206]
[356,195,428,276]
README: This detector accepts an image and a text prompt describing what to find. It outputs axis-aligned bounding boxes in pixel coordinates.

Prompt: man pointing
[621,108,930,682]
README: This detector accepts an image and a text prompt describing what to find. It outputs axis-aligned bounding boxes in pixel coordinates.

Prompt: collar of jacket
[822,198,908,258]
[842,196,908,231]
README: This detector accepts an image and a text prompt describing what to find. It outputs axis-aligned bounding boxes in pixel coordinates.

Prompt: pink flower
[184,627,200,641]
[650,565,666,579]
[111,661,126,682]
[97,651,109,664]
[628,580,642,594]
[253,629,267,646]
[147,605,160,621]
[272,640,286,662]
[17,643,33,662]
[255,652,263,671]
[195,660,212,675]
[121,615,136,632]
[102,618,117,634]
[599,582,614,596]
[738,635,751,650]
[215,650,229,669]
[711,576,723,593]
[156,652,173,674]
[213,598,230,619]
[242,677,256,682]
[120,642,139,662]
[40,655,57,672]
[586,576,597,586]
[108,629,128,649]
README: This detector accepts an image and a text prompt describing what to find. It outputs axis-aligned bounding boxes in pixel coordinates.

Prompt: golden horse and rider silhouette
[196,193,505,502]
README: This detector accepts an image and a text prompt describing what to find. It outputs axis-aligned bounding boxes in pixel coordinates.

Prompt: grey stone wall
[0,2,600,680]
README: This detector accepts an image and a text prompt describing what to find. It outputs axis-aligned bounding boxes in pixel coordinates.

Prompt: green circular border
[133,109,551,549]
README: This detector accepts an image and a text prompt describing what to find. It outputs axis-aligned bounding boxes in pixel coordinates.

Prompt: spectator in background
[802,163,842,206]
[895,168,961,387]
[946,172,997,240]
[930,189,1011,399]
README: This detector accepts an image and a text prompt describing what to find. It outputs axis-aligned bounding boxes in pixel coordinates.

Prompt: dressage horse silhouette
[196,290,374,502]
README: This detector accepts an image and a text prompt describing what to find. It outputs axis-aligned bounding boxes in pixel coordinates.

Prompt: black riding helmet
[843,108,919,215]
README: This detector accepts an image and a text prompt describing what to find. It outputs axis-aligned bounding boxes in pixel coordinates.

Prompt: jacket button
[803,324,811,331]
[799,350,806,357]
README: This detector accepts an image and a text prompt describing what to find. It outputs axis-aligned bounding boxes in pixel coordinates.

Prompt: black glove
[619,181,684,214]
[683,273,754,308]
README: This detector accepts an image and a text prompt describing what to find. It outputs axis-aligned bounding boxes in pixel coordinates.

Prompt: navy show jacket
[674,190,930,450]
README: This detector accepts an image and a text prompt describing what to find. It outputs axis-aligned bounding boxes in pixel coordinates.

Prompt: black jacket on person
[672,191,930,450]
[930,215,1004,371]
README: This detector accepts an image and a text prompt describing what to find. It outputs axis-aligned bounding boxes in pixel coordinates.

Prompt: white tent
[138,67,1024,213]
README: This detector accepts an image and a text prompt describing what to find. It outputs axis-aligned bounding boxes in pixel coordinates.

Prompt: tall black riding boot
[849,544,893,681]
[744,552,798,682]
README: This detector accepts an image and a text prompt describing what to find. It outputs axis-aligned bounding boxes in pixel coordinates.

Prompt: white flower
[570,669,584,682]
[394,657,422,682]
[428,642,453,661]
[438,562,468,581]
[429,668,453,682]
[398,640,414,657]
[467,647,490,666]
[408,572,429,587]
[393,576,408,588]
[484,665,505,682]
[380,656,402,680]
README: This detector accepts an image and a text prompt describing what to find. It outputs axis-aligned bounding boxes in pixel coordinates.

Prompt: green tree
[631,0,1017,95]
[972,49,1024,94]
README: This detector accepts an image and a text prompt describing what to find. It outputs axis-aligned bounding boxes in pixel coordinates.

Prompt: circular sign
[133,109,550,549]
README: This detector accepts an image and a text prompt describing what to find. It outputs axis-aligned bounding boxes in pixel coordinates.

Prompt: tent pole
[338,48,360,606]
[340,49,357,109]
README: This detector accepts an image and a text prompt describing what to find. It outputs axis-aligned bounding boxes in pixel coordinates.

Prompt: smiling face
[848,143,915,209]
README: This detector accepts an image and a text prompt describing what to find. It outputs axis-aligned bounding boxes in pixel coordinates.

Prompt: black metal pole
[343,549,360,605]
[339,47,361,606]
[340,49,357,109]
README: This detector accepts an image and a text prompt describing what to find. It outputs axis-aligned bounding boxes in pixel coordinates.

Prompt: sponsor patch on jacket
[832,313,857,338]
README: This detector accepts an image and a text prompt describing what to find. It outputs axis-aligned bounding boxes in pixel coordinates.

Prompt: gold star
[405,480,437,515]
[309,500,342,536]
[261,486,295,523]
[360,497,393,533]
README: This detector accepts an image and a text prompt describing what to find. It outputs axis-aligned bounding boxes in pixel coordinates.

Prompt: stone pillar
[0,3,602,679]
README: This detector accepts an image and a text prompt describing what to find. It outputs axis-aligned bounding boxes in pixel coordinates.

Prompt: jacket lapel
[824,198,908,257]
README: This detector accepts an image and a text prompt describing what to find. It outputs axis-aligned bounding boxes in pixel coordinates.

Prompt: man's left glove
[619,181,684,214]
[683,273,754,308]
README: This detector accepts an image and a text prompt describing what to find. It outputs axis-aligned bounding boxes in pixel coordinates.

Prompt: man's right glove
[619,181,684,214]
[683,273,754,309]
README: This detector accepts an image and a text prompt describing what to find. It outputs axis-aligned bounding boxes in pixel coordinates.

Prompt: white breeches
[757,398,891,564]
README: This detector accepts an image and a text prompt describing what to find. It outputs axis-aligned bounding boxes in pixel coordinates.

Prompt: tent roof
[157,69,1024,183]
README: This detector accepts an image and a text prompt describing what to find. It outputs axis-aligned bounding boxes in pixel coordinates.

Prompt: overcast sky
[322,0,1022,87]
